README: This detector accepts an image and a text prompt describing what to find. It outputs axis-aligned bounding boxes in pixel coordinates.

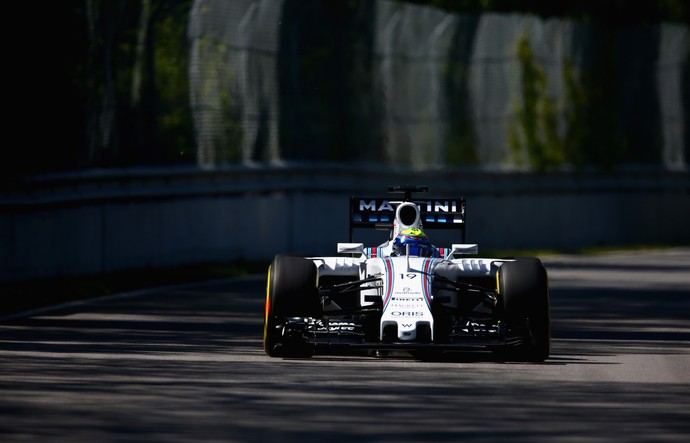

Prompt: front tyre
[497,258,551,362]
[263,255,320,358]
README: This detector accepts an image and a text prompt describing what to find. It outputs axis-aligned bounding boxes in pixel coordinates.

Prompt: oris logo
[391,311,424,317]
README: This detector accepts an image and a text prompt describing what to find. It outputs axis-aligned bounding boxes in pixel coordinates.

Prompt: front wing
[275,316,531,355]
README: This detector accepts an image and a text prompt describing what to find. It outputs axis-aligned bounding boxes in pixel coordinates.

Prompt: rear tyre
[263,255,320,358]
[497,258,550,362]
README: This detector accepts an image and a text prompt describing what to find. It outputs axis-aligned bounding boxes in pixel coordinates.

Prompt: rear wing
[349,196,467,242]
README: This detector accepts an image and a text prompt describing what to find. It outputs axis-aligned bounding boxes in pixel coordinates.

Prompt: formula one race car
[263,186,550,362]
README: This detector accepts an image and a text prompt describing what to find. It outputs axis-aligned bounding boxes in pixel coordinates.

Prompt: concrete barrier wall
[1,165,688,283]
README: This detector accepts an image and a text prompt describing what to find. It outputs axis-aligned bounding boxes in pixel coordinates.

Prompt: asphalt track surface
[1,249,689,443]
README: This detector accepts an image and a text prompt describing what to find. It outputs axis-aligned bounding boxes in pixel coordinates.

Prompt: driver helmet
[392,228,436,257]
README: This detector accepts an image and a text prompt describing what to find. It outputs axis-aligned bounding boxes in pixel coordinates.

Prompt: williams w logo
[402,324,413,328]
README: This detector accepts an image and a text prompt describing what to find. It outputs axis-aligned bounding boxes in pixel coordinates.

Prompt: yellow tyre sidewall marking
[495,269,501,295]
[263,265,272,351]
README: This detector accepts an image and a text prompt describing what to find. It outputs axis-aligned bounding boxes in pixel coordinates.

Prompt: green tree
[508,33,564,171]
[562,32,626,169]
[81,0,193,168]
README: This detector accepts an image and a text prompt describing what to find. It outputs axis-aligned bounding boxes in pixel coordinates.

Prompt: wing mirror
[447,243,478,258]
[337,243,365,255]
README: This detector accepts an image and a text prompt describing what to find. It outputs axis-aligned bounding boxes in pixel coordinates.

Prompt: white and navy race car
[263,186,550,362]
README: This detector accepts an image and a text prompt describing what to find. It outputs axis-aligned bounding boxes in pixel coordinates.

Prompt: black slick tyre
[497,258,551,362]
[263,255,320,358]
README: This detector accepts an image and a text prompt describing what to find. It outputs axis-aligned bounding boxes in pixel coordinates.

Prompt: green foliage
[445,64,479,167]
[76,0,196,168]
[9,0,682,176]
[446,120,479,166]
[508,34,564,171]
[153,5,195,163]
[509,31,629,171]
[561,38,626,169]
